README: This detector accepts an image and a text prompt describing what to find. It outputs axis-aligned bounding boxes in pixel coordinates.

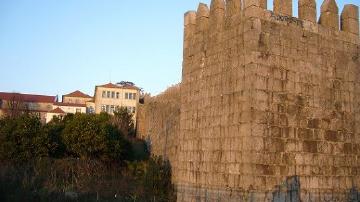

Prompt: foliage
[143,156,176,202]
[130,139,149,161]
[0,157,175,202]
[61,113,132,161]
[0,114,48,162]
[112,107,135,137]
[0,112,176,201]
[0,110,147,163]
[43,116,66,158]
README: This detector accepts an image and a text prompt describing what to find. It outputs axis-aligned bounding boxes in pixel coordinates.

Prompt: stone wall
[178,0,360,201]
[138,0,360,201]
[136,84,181,182]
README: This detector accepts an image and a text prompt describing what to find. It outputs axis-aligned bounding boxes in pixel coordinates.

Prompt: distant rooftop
[63,90,92,98]
[49,107,65,114]
[0,92,56,103]
[97,82,140,90]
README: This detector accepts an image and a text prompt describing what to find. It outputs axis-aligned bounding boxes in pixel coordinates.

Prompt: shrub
[143,156,176,202]
[61,113,132,161]
[0,115,48,162]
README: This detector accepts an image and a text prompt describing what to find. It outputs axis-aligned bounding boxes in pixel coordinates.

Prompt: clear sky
[0,0,358,97]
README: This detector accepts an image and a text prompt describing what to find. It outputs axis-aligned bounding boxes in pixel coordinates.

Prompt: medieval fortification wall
[136,85,181,182]
[138,0,360,201]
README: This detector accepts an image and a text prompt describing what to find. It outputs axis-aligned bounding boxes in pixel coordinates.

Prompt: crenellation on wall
[210,0,225,15]
[196,3,210,32]
[274,0,292,16]
[140,0,360,201]
[341,4,359,35]
[319,0,339,30]
[225,0,241,18]
[184,11,196,56]
[241,0,359,39]
[299,0,316,23]
[243,0,267,9]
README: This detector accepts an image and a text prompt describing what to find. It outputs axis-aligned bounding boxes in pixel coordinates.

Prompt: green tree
[61,113,131,161]
[0,114,48,162]
[44,116,66,158]
[112,107,135,137]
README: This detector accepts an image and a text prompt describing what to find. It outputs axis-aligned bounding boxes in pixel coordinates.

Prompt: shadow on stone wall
[348,187,360,202]
[272,176,300,202]
[177,176,360,202]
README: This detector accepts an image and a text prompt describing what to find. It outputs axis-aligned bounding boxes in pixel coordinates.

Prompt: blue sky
[0,0,357,97]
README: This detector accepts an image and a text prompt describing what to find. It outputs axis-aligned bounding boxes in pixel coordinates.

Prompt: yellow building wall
[53,105,86,114]
[94,87,139,123]
[63,96,92,105]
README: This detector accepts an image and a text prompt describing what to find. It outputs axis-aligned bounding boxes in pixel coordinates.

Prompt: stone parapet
[139,1,360,201]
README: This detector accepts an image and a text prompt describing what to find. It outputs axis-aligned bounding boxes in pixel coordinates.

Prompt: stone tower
[178,0,360,201]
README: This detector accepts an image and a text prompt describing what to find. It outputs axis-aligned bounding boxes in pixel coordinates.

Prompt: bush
[0,111,148,163]
[143,156,176,202]
[112,107,135,137]
[0,157,176,202]
[44,117,66,158]
[0,112,173,201]
[0,115,48,162]
[61,113,132,161]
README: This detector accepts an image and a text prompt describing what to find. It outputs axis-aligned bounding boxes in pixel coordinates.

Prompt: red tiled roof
[0,108,52,113]
[0,92,56,103]
[49,107,65,114]
[63,90,92,98]
[54,102,86,107]
[97,83,140,90]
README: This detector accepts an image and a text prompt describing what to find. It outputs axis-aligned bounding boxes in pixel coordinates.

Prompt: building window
[76,108,81,113]
[116,92,120,99]
[132,93,136,100]
[102,91,106,98]
[129,93,133,99]
[107,91,110,98]
[110,105,115,113]
[111,91,115,98]
[106,105,110,113]
[101,105,106,112]
[125,93,129,99]
[87,106,94,114]
[132,107,136,113]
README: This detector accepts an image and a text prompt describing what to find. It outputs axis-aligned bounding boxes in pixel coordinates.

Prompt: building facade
[46,102,87,123]
[45,107,66,123]
[0,92,57,122]
[53,102,87,114]
[0,83,141,124]
[45,90,90,123]
[94,82,140,122]
[62,90,93,105]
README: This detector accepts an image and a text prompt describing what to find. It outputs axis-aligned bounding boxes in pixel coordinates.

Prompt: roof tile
[0,92,56,103]
[49,107,65,114]
[63,90,92,98]
[97,83,139,90]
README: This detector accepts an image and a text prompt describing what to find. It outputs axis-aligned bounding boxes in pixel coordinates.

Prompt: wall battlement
[178,0,360,201]
[139,0,360,201]
[184,0,359,41]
